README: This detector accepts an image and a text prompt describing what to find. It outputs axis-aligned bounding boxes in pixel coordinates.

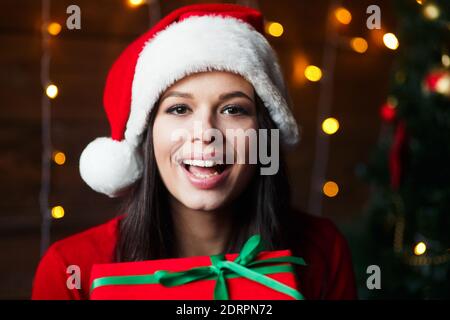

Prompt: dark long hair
[116,94,295,261]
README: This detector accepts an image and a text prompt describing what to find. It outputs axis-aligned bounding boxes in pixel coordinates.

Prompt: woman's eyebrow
[159,91,194,103]
[159,90,254,103]
[219,91,254,103]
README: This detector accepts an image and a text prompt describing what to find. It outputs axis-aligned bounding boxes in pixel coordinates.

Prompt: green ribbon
[91,234,306,300]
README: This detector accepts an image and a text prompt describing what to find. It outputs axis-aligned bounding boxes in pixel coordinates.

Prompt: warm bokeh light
[323,181,339,197]
[127,0,146,8]
[423,4,440,20]
[53,151,66,165]
[383,33,399,50]
[369,28,386,48]
[442,54,450,68]
[334,7,352,25]
[292,53,308,86]
[51,206,65,219]
[350,37,368,53]
[380,102,396,122]
[45,84,58,99]
[416,0,423,4]
[304,65,322,82]
[322,117,340,135]
[47,22,61,36]
[414,242,427,256]
[265,22,284,37]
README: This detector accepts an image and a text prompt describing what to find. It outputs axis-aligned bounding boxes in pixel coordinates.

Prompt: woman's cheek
[153,118,174,173]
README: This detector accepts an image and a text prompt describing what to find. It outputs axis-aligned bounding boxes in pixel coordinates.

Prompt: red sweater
[31,213,357,300]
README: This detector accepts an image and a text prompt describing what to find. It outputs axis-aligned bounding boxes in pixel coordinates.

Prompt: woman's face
[152,71,258,211]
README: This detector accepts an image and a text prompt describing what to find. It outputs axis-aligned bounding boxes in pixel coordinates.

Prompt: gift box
[89,235,306,300]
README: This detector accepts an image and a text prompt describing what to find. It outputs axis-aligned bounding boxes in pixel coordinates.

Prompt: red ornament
[389,121,407,190]
[424,70,450,97]
[380,102,396,122]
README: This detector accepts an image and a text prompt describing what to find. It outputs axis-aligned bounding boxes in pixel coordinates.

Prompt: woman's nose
[191,110,217,144]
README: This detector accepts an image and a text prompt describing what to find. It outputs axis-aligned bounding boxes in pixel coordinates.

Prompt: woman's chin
[178,192,228,211]
[170,163,249,211]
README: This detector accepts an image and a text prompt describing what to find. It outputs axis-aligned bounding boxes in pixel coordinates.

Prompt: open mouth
[181,159,230,178]
[179,158,232,190]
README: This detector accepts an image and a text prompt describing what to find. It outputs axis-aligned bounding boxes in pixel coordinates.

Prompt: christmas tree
[361,0,450,299]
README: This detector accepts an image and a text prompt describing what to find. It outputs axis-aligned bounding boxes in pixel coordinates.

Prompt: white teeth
[191,171,219,179]
[182,159,216,167]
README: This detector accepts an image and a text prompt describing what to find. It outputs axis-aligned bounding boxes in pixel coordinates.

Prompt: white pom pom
[79,137,143,197]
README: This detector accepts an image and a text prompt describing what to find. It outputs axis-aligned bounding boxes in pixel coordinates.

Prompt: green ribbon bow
[91,234,306,300]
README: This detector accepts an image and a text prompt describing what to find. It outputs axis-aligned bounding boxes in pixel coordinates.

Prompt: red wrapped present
[89,234,306,300]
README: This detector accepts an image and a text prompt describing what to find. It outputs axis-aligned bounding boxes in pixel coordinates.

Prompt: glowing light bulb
[334,7,352,25]
[322,117,340,135]
[442,54,450,68]
[266,22,284,37]
[47,22,62,36]
[46,84,58,99]
[423,4,440,20]
[323,181,339,197]
[53,151,66,165]
[414,242,427,256]
[51,206,65,219]
[127,0,146,8]
[383,33,399,50]
[304,65,322,82]
[350,37,368,53]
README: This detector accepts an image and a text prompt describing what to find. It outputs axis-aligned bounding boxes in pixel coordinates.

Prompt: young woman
[32,3,357,300]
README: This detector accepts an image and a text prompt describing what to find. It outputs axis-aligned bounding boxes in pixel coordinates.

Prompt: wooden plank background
[0,0,395,298]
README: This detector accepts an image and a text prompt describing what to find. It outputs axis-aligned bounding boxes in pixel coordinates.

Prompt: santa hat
[79,3,299,198]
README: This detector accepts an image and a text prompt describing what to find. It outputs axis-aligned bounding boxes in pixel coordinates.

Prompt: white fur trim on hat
[125,15,299,148]
[79,137,143,197]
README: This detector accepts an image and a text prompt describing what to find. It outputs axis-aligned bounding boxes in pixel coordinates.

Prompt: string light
[441,54,450,67]
[323,181,339,197]
[45,84,58,99]
[53,151,66,165]
[40,0,52,256]
[423,3,440,20]
[414,242,427,256]
[383,33,399,50]
[334,7,352,25]
[47,22,61,36]
[127,0,146,8]
[350,37,368,53]
[304,65,322,82]
[392,197,449,266]
[265,21,284,37]
[416,0,423,4]
[322,117,339,135]
[51,206,65,219]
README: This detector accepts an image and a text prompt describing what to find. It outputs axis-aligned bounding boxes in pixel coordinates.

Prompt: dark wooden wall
[0,0,395,298]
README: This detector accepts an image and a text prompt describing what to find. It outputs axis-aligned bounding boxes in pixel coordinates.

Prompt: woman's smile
[179,158,233,190]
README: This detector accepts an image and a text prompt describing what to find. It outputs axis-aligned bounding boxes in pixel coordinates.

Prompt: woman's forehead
[165,71,254,95]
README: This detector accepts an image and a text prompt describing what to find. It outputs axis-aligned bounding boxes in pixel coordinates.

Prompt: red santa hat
[79,3,299,197]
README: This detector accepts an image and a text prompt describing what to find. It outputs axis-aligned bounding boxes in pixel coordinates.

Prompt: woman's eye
[222,105,249,115]
[166,104,190,115]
